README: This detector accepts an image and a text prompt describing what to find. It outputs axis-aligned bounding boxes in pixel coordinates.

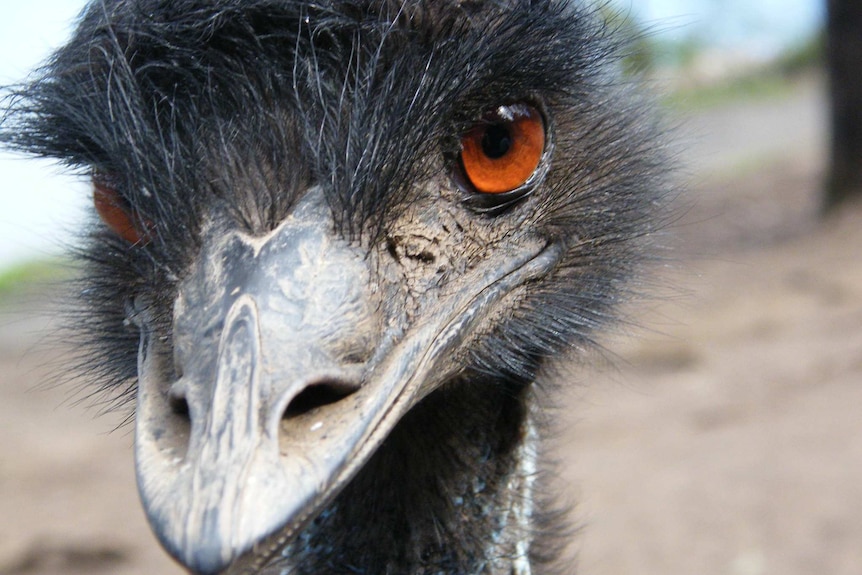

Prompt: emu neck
[264,377,538,575]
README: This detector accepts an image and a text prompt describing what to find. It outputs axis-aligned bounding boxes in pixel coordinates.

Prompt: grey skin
[134,187,562,573]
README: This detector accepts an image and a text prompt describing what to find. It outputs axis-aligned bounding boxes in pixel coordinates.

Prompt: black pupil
[481,124,513,159]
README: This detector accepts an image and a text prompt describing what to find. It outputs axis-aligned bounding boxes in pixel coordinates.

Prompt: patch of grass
[0,259,73,298]
[664,73,797,111]
[662,30,825,112]
[776,31,824,76]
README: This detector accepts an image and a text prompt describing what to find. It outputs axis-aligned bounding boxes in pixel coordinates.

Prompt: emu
[2,1,667,573]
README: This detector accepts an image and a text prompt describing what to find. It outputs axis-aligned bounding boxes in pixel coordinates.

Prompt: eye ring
[459,103,546,195]
[92,173,151,245]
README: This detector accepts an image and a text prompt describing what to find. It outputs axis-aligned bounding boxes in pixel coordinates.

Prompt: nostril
[158,382,192,461]
[283,379,359,419]
[169,393,190,417]
[168,385,190,417]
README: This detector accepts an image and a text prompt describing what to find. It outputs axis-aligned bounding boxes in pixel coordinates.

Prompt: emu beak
[133,187,561,574]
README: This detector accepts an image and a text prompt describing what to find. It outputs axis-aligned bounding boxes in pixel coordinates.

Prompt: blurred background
[1,1,860,575]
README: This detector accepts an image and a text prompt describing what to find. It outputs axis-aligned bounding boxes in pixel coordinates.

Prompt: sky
[626,0,825,58]
[0,0,826,269]
[0,2,90,268]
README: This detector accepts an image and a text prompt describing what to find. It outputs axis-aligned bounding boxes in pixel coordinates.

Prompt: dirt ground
[1,79,860,575]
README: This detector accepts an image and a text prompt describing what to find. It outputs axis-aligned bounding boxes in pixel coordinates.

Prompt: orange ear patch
[460,104,545,194]
[93,178,151,245]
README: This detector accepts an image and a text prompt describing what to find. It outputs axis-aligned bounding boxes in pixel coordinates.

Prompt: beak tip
[175,539,236,575]
[142,499,240,575]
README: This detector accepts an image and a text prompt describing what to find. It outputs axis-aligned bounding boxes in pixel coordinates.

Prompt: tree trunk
[824,0,862,211]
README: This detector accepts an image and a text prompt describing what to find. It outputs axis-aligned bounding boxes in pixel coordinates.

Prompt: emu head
[3,0,665,573]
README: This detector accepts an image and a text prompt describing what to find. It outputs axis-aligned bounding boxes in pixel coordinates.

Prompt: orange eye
[93,176,150,245]
[459,104,545,194]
